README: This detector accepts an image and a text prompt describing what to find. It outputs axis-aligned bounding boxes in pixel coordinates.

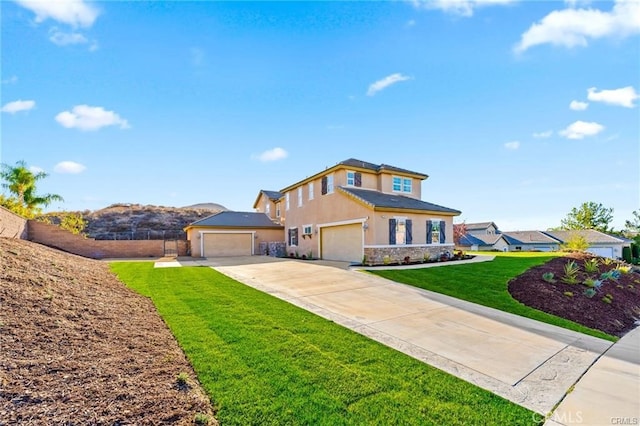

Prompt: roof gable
[542,229,625,244]
[252,189,283,209]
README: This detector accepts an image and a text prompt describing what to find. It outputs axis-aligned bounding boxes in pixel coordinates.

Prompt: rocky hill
[44,203,227,240]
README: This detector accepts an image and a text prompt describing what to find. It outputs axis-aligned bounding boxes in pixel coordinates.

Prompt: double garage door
[587,246,614,259]
[202,233,253,257]
[320,223,363,263]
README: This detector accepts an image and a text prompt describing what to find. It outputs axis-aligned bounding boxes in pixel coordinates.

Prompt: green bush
[631,243,639,258]
[622,246,632,263]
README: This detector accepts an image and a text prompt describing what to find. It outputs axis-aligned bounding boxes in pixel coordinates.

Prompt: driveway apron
[213,260,612,415]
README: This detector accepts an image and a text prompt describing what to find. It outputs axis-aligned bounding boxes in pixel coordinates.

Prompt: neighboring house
[502,231,561,252]
[255,158,461,263]
[457,221,629,259]
[184,211,283,257]
[542,229,628,259]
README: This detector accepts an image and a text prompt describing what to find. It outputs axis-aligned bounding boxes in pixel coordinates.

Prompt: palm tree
[0,160,63,214]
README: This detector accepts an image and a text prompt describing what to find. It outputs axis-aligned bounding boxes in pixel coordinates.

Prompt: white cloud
[2,75,18,84]
[255,147,288,162]
[532,130,553,138]
[55,105,130,131]
[504,141,521,150]
[410,0,514,17]
[587,86,639,108]
[54,161,86,174]
[569,100,589,110]
[367,73,412,96]
[49,28,88,46]
[1,99,36,114]
[559,120,605,139]
[14,0,100,27]
[29,165,44,174]
[514,0,640,53]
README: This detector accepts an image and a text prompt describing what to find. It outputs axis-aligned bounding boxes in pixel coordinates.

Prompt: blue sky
[1,0,638,231]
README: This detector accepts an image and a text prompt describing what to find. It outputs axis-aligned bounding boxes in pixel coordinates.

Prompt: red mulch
[0,238,216,425]
[508,252,640,337]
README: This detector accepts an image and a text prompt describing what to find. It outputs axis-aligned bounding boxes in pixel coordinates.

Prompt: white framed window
[303,224,313,235]
[392,176,402,192]
[347,171,355,186]
[428,220,442,244]
[393,176,412,193]
[403,178,412,193]
[285,193,290,211]
[265,202,270,215]
[395,218,406,245]
[327,174,334,193]
[297,187,303,207]
[389,217,413,245]
[308,182,314,200]
[288,227,298,246]
[276,203,281,218]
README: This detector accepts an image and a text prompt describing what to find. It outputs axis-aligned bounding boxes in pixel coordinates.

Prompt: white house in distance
[457,222,629,259]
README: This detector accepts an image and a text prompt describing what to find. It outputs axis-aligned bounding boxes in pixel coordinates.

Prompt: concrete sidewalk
[213,260,612,415]
[544,326,640,426]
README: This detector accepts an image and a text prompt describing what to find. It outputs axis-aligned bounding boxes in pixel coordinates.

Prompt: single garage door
[587,246,614,258]
[203,233,252,257]
[320,223,362,262]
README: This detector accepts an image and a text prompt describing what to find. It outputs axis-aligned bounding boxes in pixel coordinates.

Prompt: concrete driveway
[212,259,612,416]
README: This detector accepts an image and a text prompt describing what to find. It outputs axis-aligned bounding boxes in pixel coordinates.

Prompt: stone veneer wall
[363,244,455,266]
[0,206,28,239]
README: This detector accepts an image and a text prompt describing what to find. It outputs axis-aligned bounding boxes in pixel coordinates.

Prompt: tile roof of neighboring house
[502,231,561,245]
[542,229,626,244]
[464,222,499,231]
[339,187,461,214]
[338,158,429,179]
[188,211,283,228]
[458,234,487,246]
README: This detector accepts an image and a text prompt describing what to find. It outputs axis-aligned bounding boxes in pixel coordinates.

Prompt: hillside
[45,203,227,240]
[0,238,216,424]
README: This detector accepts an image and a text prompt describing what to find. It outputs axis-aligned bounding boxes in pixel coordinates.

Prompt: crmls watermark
[611,418,639,425]
[533,411,583,424]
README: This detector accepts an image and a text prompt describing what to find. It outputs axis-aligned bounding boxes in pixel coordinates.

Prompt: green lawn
[369,252,615,342]
[111,263,539,426]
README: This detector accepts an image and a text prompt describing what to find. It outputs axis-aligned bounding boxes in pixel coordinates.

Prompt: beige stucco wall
[254,193,282,222]
[368,211,456,246]
[187,226,284,257]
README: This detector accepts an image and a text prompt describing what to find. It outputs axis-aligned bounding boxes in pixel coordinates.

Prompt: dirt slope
[0,238,215,425]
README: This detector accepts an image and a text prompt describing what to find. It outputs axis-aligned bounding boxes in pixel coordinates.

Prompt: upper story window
[297,187,303,207]
[308,182,314,200]
[285,193,290,211]
[347,171,355,186]
[265,202,270,215]
[393,176,412,193]
[276,203,281,218]
[321,174,334,195]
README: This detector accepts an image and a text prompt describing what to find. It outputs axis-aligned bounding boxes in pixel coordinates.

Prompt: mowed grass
[111,263,539,426]
[369,252,615,341]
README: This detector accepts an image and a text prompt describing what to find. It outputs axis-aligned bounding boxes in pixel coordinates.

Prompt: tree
[624,210,640,234]
[0,160,63,217]
[559,202,614,233]
[453,222,467,246]
[560,235,589,252]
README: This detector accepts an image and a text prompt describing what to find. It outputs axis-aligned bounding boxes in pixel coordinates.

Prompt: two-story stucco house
[253,158,461,264]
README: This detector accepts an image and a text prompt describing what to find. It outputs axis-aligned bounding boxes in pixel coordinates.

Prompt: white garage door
[320,223,362,262]
[587,246,614,258]
[203,233,252,257]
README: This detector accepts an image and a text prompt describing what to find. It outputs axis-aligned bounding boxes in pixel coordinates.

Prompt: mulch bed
[0,238,216,425]
[508,252,640,337]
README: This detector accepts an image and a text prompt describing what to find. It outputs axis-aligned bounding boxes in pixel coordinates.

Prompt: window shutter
[293,228,298,243]
[389,219,397,245]
[406,219,413,244]
[354,172,362,187]
[440,221,446,244]
[321,176,327,195]
[426,220,433,244]
[288,229,292,245]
